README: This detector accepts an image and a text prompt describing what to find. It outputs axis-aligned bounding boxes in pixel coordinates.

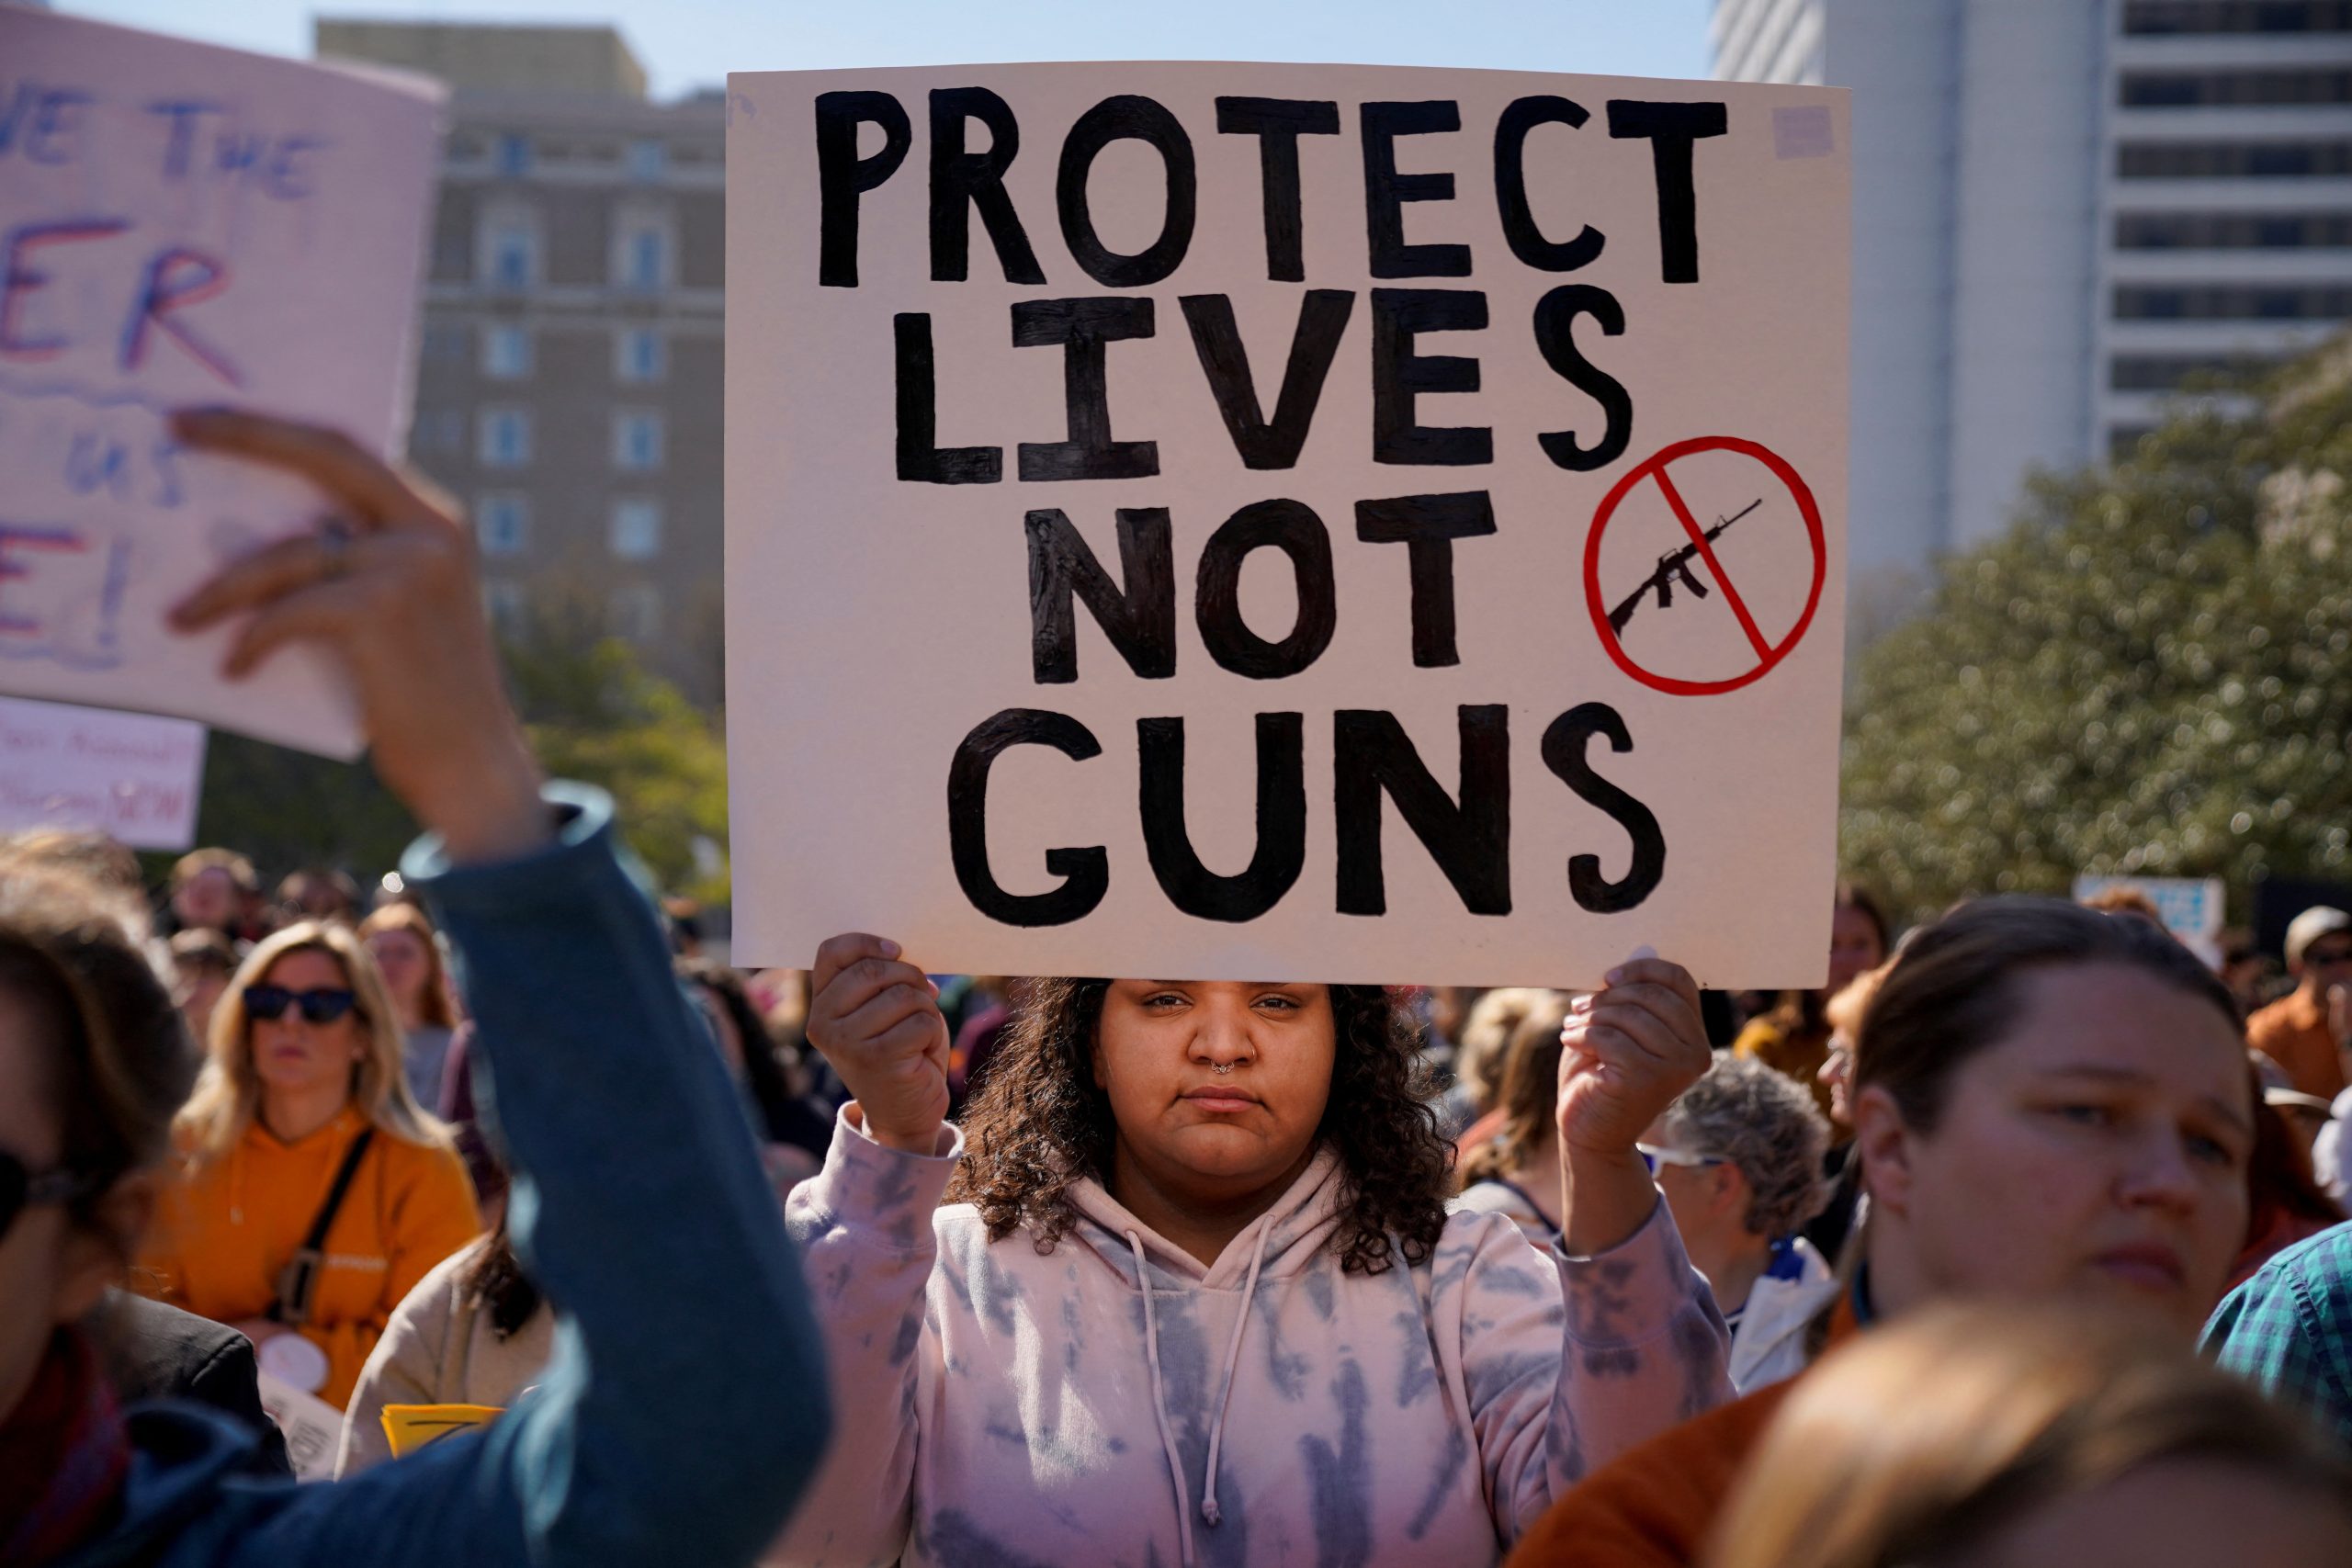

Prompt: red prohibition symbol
[1582,434,1826,697]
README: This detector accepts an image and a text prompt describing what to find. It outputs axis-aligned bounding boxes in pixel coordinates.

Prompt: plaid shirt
[2203,1220,2352,1447]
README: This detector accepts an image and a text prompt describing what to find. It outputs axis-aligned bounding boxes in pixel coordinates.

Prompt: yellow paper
[380,1403,503,1458]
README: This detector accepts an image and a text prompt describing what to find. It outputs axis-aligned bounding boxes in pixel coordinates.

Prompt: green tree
[181,600,728,901]
[503,607,731,902]
[1840,343,2352,924]
[183,734,417,886]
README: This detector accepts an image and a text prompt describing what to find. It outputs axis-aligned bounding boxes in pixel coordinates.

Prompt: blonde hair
[358,902,457,1030]
[1456,992,1574,1187]
[1822,962,1887,1041]
[1453,987,1556,1115]
[1708,1303,2352,1568]
[175,919,447,1161]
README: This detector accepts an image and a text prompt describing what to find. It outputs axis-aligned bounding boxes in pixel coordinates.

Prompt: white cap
[2286,907,2352,969]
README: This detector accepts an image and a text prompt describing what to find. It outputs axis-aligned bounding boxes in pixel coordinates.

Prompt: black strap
[268,1127,375,1327]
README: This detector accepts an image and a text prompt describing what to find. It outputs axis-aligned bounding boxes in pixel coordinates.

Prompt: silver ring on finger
[318,515,356,581]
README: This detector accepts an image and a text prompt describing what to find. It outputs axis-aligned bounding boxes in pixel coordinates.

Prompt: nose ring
[1210,1062,1236,1076]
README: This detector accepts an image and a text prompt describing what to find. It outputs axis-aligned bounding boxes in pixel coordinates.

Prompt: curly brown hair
[946,980,1453,1275]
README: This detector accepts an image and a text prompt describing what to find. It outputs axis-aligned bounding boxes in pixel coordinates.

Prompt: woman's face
[365,927,429,1009]
[0,991,126,1424]
[1859,963,2254,1338]
[176,965,229,1045]
[1943,1458,2352,1568]
[1092,980,1336,1203]
[1818,1031,1855,1127]
[247,948,367,1102]
[173,867,236,931]
[1827,901,1885,997]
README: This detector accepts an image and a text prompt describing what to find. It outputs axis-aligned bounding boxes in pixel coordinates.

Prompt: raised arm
[1455,957,1733,1540]
[160,410,831,1568]
[765,933,957,1568]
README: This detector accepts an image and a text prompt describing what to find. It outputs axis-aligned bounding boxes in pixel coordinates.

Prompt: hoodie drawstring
[1198,1220,1271,1528]
[1126,1230,1200,1568]
[1125,1221,1276,1562]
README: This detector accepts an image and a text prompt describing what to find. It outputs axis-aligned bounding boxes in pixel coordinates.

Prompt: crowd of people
[6,407,2352,1567]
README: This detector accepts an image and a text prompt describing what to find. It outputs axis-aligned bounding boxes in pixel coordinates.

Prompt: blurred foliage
[183,736,417,888]
[503,601,731,904]
[182,600,728,902]
[1841,341,2352,924]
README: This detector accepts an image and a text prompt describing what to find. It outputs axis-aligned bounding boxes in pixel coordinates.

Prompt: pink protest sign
[0,10,442,755]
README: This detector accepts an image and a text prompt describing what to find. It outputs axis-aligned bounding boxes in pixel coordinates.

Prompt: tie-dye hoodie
[771,1111,1731,1568]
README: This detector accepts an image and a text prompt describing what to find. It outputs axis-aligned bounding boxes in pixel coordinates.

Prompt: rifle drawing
[1606,497,1764,636]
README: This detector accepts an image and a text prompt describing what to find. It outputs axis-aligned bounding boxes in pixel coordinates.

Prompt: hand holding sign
[0,10,442,755]
[1554,952,1710,1255]
[165,410,547,865]
[807,933,952,1155]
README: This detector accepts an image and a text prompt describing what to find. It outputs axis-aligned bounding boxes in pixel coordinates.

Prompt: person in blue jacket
[0,409,831,1567]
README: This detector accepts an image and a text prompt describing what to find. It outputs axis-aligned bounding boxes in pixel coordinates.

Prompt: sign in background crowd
[6,8,2352,1568]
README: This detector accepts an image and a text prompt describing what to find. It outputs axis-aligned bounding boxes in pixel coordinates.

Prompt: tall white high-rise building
[1713,0,2352,626]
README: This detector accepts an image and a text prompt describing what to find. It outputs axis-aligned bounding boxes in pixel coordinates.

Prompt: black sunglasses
[243,984,358,1024]
[0,1149,99,1242]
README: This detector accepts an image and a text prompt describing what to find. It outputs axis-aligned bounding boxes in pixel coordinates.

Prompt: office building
[1713,0,2352,626]
[316,21,725,700]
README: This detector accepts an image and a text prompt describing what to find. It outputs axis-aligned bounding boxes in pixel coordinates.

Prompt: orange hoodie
[1504,1292,1860,1567]
[137,1105,481,1410]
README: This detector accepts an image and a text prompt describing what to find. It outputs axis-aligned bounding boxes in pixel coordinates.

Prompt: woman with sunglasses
[1635,1056,1835,1393]
[137,924,480,1410]
[1506,897,2257,1567]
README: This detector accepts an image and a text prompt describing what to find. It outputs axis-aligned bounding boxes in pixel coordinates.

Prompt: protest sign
[0,10,442,756]
[2074,874,2227,967]
[0,694,205,849]
[727,63,1849,986]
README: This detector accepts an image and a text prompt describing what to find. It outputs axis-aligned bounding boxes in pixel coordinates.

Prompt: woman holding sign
[0,412,828,1567]
[774,943,1730,1566]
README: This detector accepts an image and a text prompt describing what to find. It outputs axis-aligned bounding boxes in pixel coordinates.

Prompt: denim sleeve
[209,785,831,1568]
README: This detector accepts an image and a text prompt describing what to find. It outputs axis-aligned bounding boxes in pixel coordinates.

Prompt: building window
[494,133,531,176]
[482,219,539,291]
[2109,354,2272,391]
[610,499,662,561]
[411,410,466,457]
[2116,210,2352,249]
[628,138,667,181]
[2120,69,2352,107]
[423,322,469,364]
[613,410,665,471]
[2114,283,2352,320]
[476,493,530,556]
[481,323,533,378]
[616,326,666,383]
[612,211,673,291]
[2118,140,2352,178]
[607,583,662,640]
[478,407,533,468]
[2124,3,2352,35]
[482,580,527,634]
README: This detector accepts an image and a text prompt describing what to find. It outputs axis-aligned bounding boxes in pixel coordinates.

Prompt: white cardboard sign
[0,694,206,850]
[727,62,1849,987]
[0,10,443,757]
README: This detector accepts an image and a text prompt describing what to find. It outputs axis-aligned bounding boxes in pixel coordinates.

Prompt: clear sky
[55,1,1714,101]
